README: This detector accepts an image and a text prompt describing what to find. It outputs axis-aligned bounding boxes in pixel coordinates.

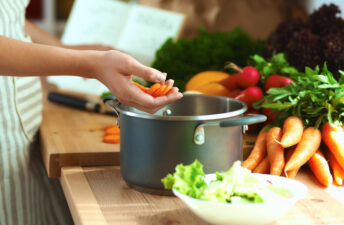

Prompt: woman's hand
[94,50,183,113]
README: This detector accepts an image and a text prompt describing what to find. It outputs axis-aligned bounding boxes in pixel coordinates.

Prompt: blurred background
[26,0,344,39]
[27,0,344,95]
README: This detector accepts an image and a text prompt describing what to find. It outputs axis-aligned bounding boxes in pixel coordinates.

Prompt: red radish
[228,89,242,98]
[264,75,294,92]
[238,66,260,88]
[218,73,240,91]
[235,86,264,108]
[225,63,260,88]
[262,108,279,122]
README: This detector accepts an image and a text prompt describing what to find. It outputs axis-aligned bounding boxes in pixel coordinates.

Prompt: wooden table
[40,85,120,178]
[61,166,344,225]
[40,84,344,224]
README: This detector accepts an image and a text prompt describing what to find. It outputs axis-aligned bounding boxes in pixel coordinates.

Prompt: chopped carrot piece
[103,134,120,144]
[132,81,148,92]
[160,84,173,96]
[101,125,116,131]
[146,83,161,95]
[105,125,120,135]
[152,84,166,97]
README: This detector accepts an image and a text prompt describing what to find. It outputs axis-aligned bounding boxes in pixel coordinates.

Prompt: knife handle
[48,92,101,112]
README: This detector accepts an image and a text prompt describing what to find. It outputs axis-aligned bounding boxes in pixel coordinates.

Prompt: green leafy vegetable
[254,63,344,127]
[161,160,206,199]
[162,160,289,203]
[267,4,344,79]
[248,53,300,84]
[152,28,267,91]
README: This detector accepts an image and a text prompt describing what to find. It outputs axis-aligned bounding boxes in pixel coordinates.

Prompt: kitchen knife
[48,92,115,116]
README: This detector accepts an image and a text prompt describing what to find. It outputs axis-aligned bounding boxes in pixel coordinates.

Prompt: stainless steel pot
[104,94,266,191]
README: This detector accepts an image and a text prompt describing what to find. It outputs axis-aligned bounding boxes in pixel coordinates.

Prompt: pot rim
[116,95,248,121]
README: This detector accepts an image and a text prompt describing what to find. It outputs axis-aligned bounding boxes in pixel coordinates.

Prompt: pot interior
[117,94,247,120]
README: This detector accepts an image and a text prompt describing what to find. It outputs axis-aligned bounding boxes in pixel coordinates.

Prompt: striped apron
[0,0,73,224]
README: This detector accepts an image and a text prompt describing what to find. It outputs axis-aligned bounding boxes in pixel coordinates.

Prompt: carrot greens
[254,63,344,128]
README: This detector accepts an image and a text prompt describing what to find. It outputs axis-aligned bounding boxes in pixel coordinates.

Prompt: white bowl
[173,174,307,225]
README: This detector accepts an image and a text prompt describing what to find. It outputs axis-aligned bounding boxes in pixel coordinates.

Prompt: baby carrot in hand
[253,156,270,174]
[308,150,333,187]
[328,151,344,186]
[242,128,268,170]
[267,127,285,176]
[284,127,321,175]
[280,116,304,148]
[322,122,344,169]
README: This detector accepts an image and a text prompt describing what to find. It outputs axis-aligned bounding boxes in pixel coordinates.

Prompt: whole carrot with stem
[283,147,300,179]
[284,127,321,176]
[280,116,303,148]
[253,156,270,174]
[267,127,285,176]
[308,150,333,187]
[242,128,268,171]
[328,151,344,186]
[322,122,344,169]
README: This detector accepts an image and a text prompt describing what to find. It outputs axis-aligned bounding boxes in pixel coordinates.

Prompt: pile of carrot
[133,81,172,97]
[243,116,344,187]
[102,124,120,144]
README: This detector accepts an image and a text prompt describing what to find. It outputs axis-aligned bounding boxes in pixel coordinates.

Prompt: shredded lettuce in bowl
[161,160,289,203]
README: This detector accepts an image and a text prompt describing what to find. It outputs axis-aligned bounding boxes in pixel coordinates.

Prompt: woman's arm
[24,20,63,47]
[24,20,113,50]
[0,36,182,112]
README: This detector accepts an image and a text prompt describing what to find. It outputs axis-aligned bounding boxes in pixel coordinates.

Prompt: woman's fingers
[124,57,166,83]
[125,86,183,114]
[164,79,174,87]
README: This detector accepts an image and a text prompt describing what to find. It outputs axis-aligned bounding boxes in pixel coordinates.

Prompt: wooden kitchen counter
[40,83,120,178]
[61,166,344,225]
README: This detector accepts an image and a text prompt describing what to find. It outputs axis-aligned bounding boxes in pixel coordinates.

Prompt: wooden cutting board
[61,166,344,225]
[40,83,120,178]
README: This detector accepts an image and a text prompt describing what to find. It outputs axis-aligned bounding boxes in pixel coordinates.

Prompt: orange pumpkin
[185,71,230,91]
[193,82,231,97]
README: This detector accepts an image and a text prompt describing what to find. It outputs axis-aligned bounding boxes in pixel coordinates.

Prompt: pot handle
[103,95,121,125]
[219,114,267,127]
[194,114,267,145]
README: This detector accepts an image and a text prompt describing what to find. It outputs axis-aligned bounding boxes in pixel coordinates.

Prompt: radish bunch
[221,63,263,109]
[219,62,295,128]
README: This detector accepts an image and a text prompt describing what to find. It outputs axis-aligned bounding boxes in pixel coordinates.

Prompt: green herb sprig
[248,53,300,84]
[254,63,344,128]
